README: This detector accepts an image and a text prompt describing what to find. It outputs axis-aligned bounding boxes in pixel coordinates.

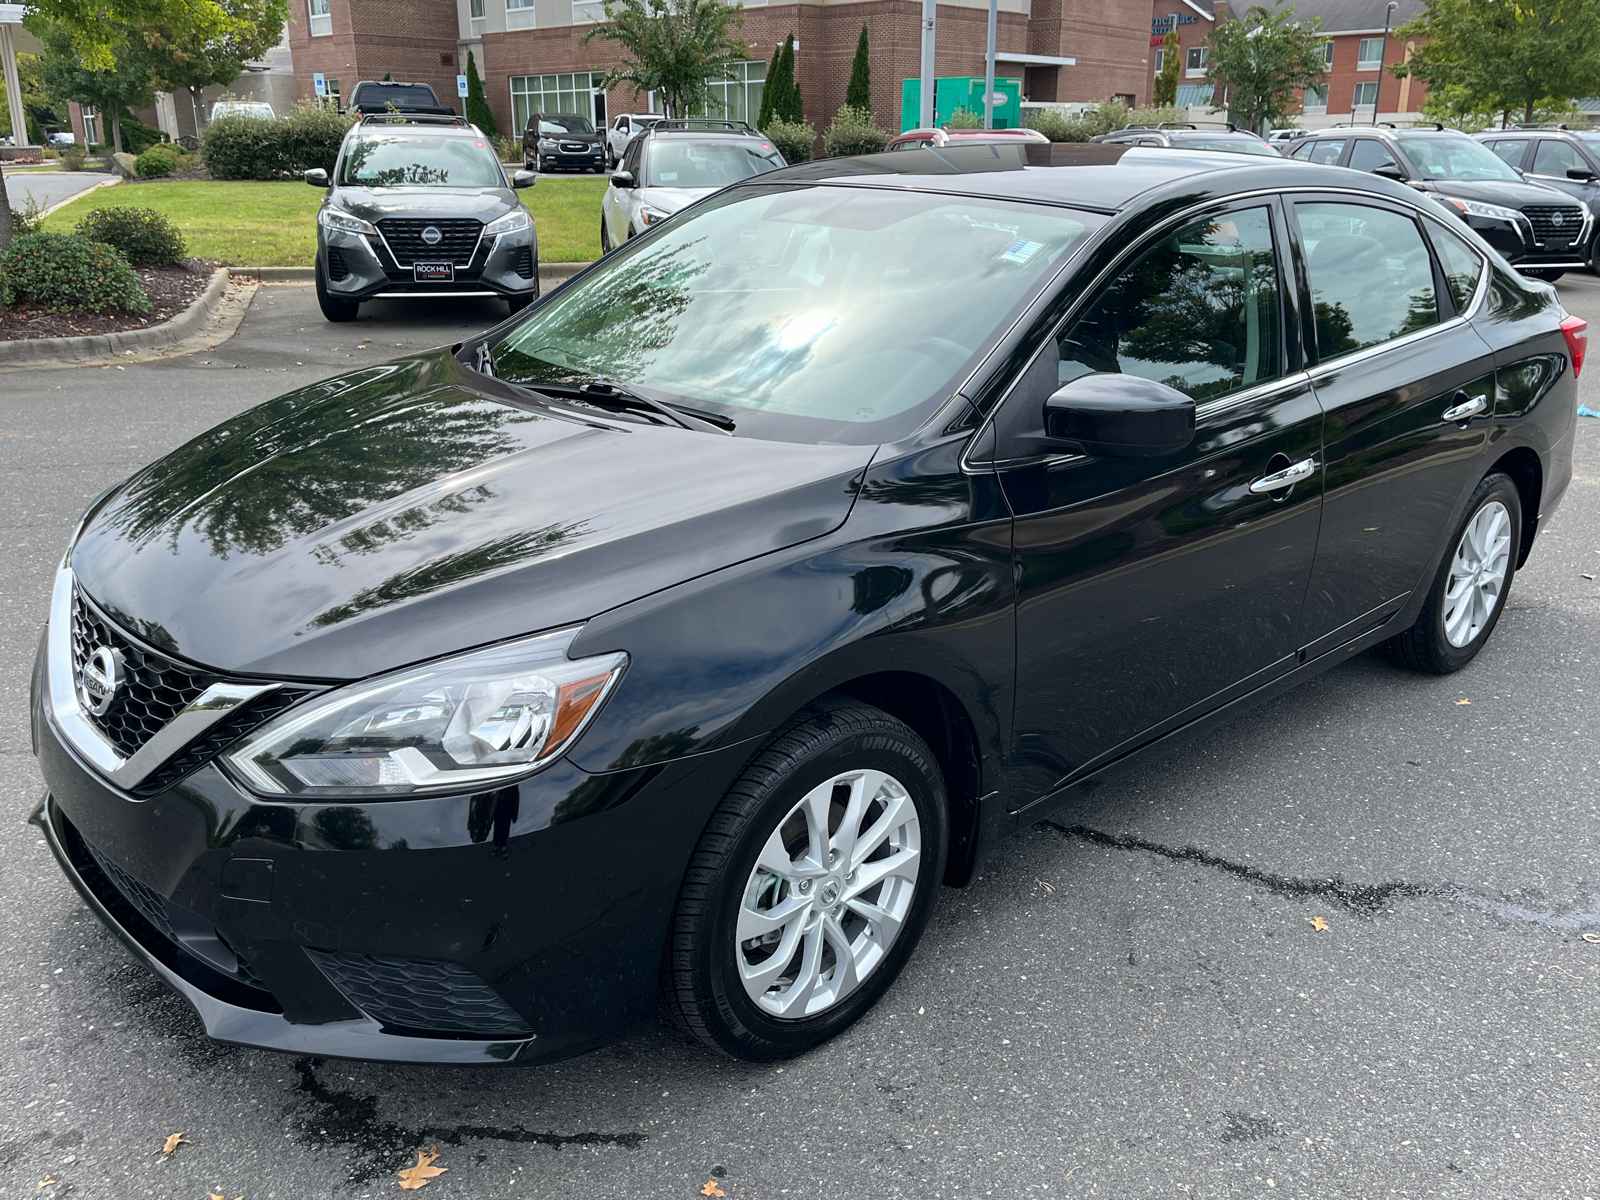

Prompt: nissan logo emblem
[78,646,121,716]
[1552,211,1565,227]
[421,226,443,245]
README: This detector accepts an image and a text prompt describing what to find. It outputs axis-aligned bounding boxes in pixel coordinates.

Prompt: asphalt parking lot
[2,277,1599,1199]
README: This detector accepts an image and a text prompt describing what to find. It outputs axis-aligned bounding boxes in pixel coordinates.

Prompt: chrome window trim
[46,567,278,792]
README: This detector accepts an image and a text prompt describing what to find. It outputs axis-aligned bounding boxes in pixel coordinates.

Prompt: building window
[1303,84,1327,112]
[694,60,766,123]
[511,71,606,132]
[1357,37,1384,69]
[505,0,536,27]
[469,0,484,33]
[308,0,332,36]
[572,0,606,22]
[1353,80,1379,109]
[81,105,98,145]
[1321,40,1334,67]
[1154,48,1165,73]
[1185,46,1207,76]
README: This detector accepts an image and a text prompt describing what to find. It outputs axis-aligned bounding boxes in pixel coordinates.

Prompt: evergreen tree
[757,41,780,128]
[464,50,497,135]
[1152,28,1180,107]
[845,24,870,111]
[777,33,802,122]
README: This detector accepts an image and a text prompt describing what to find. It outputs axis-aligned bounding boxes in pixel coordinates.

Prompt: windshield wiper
[515,380,735,434]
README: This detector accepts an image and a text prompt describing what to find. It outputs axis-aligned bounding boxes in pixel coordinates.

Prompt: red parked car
[885,126,1050,152]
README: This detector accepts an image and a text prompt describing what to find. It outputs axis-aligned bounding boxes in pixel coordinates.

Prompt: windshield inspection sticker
[1000,238,1044,265]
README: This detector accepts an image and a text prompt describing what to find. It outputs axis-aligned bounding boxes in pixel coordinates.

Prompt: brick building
[287,0,1154,140]
[1147,0,1432,129]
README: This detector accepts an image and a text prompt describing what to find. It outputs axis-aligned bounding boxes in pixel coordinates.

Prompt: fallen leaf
[1454,698,1471,706]
[397,1147,447,1190]
[701,1182,727,1197]
[1583,573,1596,580]
[1582,933,1600,944]
[1309,916,1330,932]
[158,1132,190,1156]
[1034,877,1055,894]
[37,1178,57,1189]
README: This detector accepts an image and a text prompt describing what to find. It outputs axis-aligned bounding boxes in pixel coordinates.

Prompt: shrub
[202,99,353,180]
[1023,101,1188,143]
[946,106,984,130]
[0,232,149,314]
[764,117,816,164]
[59,145,86,170]
[822,105,890,158]
[74,206,188,266]
[10,195,46,237]
[134,145,180,177]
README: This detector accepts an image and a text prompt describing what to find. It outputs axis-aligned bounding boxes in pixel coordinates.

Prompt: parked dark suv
[1092,121,1281,156]
[522,112,606,173]
[1476,124,1600,270]
[307,114,539,321]
[34,143,1580,1067]
[1287,125,1592,279]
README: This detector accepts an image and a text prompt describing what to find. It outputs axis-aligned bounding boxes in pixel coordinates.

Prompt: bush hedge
[74,206,188,266]
[764,117,816,165]
[0,232,149,314]
[1024,101,1187,143]
[822,105,890,158]
[134,144,181,177]
[201,100,353,180]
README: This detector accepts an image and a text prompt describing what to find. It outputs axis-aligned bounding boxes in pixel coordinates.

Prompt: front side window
[491,186,1102,443]
[1296,202,1437,361]
[308,0,331,36]
[1483,139,1526,168]
[338,134,502,187]
[1357,37,1384,68]
[643,138,784,186]
[1531,138,1589,178]
[1052,206,1283,405]
[1347,138,1399,174]
[1396,135,1520,181]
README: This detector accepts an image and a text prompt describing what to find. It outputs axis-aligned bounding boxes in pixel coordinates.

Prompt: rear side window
[1303,139,1345,165]
[1531,138,1589,178]
[1426,220,1486,313]
[1483,139,1526,168]
[1054,206,1283,404]
[1347,139,1399,174]
[1296,202,1438,361]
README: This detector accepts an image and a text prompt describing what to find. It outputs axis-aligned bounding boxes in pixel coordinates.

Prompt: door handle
[1249,457,1317,494]
[1441,391,1488,422]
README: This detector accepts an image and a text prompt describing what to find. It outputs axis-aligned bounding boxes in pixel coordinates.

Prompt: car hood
[327,186,520,223]
[538,130,602,144]
[69,349,874,680]
[639,185,717,214]
[1422,178,1579,207]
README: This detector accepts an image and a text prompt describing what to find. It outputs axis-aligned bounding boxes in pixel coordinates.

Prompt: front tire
[315,260,359,323]
[661,696,948,1061]
[1381,472,1522,674]
[600,215,612,254]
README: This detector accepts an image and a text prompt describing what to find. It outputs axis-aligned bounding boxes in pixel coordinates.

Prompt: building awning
[1176,83,1216,107]
[995,52,1077,67]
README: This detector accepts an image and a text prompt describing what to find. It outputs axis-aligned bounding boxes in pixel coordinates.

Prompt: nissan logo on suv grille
[421,226,442,245]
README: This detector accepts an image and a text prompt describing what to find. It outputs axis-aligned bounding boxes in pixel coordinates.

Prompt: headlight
[319,206,376,235]
[1445,197,1522,223]
[224,629,626,797]
[638,205,671,227]
[485,208,531,235]
[538,137,557,149]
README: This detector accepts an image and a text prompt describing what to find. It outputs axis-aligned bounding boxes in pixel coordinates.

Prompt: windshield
[490,185,1102,444]
[538,115,595,135]
[645,139,785,187]
[338,134,502,187]
[1397,135,1522,181]
[1170,134,1280,156]
[215,102,273,119]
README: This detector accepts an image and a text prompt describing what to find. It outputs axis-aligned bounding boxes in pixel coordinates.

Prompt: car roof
[347,119,488,140]
[749,142,1424,213]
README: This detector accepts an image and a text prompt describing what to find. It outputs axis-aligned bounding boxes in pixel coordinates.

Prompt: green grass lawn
[41,178,604,265]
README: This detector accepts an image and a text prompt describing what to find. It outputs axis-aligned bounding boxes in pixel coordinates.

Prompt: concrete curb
[227,261,594,287]
[0,267,232,367]
[39,176,121,217]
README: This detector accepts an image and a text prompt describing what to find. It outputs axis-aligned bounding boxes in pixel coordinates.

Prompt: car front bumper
[534,147,605,170]
[320,224,539,303]
[1466,214,1592,271]
[30,632,752,1065]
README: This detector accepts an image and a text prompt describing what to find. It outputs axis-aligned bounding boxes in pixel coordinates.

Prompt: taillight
[1561,313,1588,377]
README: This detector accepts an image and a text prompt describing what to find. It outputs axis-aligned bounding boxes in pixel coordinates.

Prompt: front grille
[558,141,592,154]
[511,246,535,279]
[306,949,532,1037]
[71,590,213,759]
[375,218,482,266]
[1521,203,1586,246]
[326,248,350,280]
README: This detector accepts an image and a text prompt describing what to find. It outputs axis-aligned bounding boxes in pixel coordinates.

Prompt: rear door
[1292,195,1495,646]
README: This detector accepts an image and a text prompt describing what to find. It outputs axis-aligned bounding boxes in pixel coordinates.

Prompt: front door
[1291,197,1495,642]
[990,202,1325,805]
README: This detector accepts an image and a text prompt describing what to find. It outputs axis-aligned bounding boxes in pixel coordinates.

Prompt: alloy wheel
[736,769,921,1019]
[1443,500,1512,647]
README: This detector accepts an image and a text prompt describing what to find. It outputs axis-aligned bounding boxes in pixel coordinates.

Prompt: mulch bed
[0,262,213,342]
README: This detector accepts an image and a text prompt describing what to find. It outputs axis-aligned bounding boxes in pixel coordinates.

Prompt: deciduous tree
[583,0,748,119]
[1204,2,1329,134]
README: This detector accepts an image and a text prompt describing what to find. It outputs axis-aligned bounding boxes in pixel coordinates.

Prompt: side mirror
[1043,374,1196,458]
[1371,164,1406,181]
[1568,167,1598,182]
[610,169,636,189]
[511,169,537,188]
[305,168,329,187]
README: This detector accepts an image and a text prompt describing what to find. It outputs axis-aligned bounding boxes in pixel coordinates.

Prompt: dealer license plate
[413,262,454,282]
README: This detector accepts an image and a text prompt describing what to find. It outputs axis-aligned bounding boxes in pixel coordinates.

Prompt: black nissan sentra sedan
[31,143,1581,1065]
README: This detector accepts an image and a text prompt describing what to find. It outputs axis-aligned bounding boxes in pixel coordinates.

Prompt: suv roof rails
[358,113,472,128]
[647,119,756,134]
[1510,122,1595,130]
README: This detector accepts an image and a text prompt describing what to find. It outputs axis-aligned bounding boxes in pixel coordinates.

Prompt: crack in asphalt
[1041,822,1435,914]
[290,1058,645,1184]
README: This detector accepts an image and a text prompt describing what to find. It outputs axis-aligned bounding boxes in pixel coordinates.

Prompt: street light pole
[1372,1,1397,126]
[919,0,936,129]
[0,3,30,152]
[983,0,997,130]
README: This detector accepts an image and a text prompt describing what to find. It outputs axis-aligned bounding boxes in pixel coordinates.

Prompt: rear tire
[1380,472,1522,674]
[315,260,359,323]
[660,695,948,1062]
